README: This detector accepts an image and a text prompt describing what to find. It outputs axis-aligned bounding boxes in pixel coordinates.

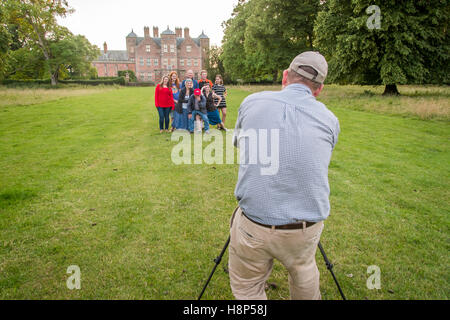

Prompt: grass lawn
[0,84,448,299]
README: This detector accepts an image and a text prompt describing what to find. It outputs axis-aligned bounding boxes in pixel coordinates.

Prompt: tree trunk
[382,84,400,96]
[50,68,59,86]
[30,19,58,86]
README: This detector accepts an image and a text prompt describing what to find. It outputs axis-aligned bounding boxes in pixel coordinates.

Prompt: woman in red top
[155,75,174,133]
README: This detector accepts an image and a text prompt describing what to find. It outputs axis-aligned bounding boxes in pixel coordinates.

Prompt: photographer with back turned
[229,51,340,300]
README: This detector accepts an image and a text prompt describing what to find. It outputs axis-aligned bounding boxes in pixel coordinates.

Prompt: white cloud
[58,0,238,50]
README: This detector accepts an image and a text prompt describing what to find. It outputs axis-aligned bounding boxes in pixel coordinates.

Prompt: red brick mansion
[92,26,210,83]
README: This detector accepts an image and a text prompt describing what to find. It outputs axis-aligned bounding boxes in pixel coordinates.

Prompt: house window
[140,73,145,80]
[130,58,135,62]
[148,73,152,80]
[170,45,175,53]
[186,46,191,52]
[163,44,168,53]
[163,58,168,68]
[187,59,191,66]
[140,57,144,66]
[147,58,151,66]
[171,59,176,68]
[180,59,184,66]
[146,45,151,53]
[154,59,158,66]
[194,59,198,66]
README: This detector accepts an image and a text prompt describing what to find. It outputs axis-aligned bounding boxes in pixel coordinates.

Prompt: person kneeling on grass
[202,84,226,131]
[188,88,209,134]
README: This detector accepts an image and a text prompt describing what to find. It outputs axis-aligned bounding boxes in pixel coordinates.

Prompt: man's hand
[188,114,192,119]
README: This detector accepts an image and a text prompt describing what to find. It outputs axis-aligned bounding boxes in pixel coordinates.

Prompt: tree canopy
[0,5,12,78]
[220,0,449,92]
[221,0,321,82]
[204,45,230,84]
[316,0,449,94]
[1,0,99,84]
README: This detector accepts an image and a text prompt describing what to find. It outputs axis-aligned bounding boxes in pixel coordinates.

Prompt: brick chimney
[103,42,107,53]
[184,27,190,38]
[175,27,182,38]
[144,26,150,38]
[153,26,159,38]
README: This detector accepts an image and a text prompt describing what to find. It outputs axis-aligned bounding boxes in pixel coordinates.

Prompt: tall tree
[204,45,230,83]
[49,32,100,78]
[314,0,450,95]
[244,0,321,82]
[5,46,46,80]
[0,5,12,79]
[221,0,321,82]
[4,0,74,85]
[221,0,256,82]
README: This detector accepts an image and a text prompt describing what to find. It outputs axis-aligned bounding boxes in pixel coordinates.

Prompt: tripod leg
[198,236,230,300]
[318,241,347,300]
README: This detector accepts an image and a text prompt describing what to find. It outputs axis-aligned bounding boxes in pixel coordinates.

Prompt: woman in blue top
[169,71,180,131]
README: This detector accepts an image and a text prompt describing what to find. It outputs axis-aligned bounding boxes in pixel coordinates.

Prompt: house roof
[94,50,129,62]
[161,26,175,35]
[126,30,137,38]
[198,31,209,39]
[96,28,209,62]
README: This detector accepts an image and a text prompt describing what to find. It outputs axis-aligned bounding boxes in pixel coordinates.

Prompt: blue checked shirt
[233,84,340,224]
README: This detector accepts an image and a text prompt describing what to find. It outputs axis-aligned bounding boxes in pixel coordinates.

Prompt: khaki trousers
[228,208,324,300]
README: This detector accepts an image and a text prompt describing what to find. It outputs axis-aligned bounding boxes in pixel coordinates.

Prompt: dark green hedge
[118,70,137,82]
[126,81,155,87]
[60,77,125,85]
[1,77,126,86]
[1,79,52,85]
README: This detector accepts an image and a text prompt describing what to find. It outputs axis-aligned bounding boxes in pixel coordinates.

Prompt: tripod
[198,236,346,300]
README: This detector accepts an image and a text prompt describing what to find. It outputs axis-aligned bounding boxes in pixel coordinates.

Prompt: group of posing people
[154,69,228,134]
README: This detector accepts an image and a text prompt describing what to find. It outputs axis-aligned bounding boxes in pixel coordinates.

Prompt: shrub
[118,70,137,82]
[1,77,126,87]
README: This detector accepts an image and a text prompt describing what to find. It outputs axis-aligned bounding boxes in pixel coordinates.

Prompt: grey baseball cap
[289,51,328,84]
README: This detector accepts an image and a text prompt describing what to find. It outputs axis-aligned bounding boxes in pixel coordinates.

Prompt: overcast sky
[58,0,239,50]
